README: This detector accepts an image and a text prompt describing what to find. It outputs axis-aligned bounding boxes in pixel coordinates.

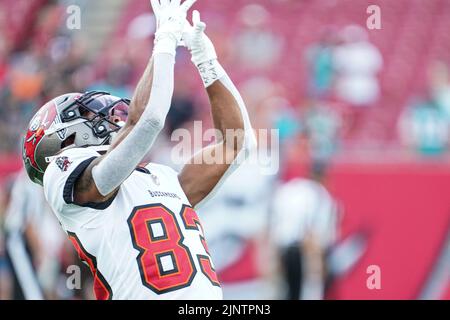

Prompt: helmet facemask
[57,91,129,149]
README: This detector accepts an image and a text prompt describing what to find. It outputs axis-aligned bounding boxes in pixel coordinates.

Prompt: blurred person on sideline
[398,94,449,156]
[235,4,283,70]
[333,25,383,107]
[271,166,339,300]
[274,99,302,146]
[3,169,66,299]
[306,28,338,98]
[304,101,342,170]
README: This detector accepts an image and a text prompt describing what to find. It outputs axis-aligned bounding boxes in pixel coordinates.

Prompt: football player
[21,0,256,300]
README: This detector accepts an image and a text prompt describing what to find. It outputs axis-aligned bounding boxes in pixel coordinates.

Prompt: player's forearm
[88,52,175,197]
[185,64,257,209]
[206,80,244,151]
[202,61,257,153]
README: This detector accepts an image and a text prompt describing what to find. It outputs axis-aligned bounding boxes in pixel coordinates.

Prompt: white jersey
[272,178,338,249]
[43,147,222,300]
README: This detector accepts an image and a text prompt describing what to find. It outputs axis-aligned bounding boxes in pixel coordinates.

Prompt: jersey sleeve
[43,147,100,213]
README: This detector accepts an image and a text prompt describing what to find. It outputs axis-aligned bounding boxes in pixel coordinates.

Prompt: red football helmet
[22,91,129,185]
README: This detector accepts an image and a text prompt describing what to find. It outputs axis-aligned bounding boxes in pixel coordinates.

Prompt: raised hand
[151,0,197,44]
[181,10,217,66]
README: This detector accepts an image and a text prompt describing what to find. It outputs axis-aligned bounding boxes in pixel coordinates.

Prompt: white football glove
[182,10,225,87]
[151,0,197,55]
[182,10,217,66]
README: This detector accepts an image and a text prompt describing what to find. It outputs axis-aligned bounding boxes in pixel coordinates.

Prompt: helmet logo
[23,102,58,172]
[29,115,42,131]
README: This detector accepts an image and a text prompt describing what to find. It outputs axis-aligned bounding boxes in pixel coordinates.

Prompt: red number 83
[127,204,220,294]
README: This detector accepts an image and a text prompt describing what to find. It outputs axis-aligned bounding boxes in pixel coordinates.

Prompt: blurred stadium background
[0,0,449,300]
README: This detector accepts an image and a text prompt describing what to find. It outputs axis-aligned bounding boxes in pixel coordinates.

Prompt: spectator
[333,25,383,107]
[271,172,339,300]
[235,4,283,71]
[304,101,342,169]
[306,28,338,98]
[398,95,449,156]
